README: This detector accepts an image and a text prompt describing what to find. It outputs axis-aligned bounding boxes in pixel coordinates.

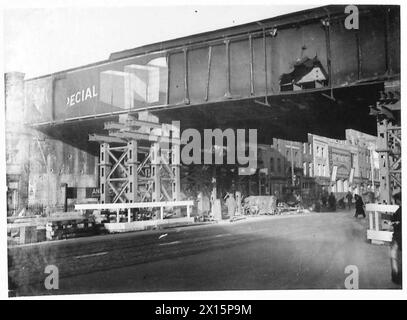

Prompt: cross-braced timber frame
[372,80,401,204]
[89,114,181,204]
[377,120,401,203]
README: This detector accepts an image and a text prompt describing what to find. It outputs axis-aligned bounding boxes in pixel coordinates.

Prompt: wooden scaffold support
[371,80,401,204]
[89,113,181,208]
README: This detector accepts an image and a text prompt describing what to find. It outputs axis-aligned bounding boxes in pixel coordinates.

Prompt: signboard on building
[24,53,168,123]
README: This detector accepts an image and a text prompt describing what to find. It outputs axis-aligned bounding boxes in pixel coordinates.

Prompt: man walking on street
[354,194,366,218]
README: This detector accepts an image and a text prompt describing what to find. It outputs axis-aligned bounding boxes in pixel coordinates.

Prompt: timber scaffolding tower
[89,113,181,204]
[370,80,401,204]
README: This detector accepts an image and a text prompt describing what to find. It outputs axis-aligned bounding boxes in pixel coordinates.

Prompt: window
[277,158,281,173]
[316,146,320,156]
[309,163,313,177]
[303,162,307,176]
[270,157,274,173]
[309,143,312,155]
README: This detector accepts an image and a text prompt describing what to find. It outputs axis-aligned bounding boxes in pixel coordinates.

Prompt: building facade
[255,130,379,204]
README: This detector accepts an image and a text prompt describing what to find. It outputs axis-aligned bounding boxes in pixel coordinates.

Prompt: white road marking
[214,233,232,238]
[159,233,168,239]
[74,252,108,259]
[159,241,181,246]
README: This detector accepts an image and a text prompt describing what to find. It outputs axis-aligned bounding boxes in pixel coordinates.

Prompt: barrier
[75,200,194,222]
[365,203,399,244]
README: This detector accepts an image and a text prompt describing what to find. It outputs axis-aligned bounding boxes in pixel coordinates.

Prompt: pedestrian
[328,192,336,211]
[354,194,366,218]
[269,194,277,215]
[321,191,328,208]
[295,193,301,204]
[346,191,353,210]
[225,192,236,219]
[390,192,402,285]
[274,190,280,207]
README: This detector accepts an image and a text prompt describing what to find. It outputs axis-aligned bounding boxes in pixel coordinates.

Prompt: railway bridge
[5,5,400,216]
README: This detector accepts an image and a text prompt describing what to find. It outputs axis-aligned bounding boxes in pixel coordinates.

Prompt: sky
[3,3,318,79]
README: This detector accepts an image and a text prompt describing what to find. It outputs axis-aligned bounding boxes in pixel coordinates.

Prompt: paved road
[8,210,401,296]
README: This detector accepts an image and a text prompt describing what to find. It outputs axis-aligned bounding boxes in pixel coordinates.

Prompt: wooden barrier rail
[75,200,195,222]
[365,203,399,244]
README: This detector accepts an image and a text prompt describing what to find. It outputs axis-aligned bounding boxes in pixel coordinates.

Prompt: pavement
[8,210,401,296]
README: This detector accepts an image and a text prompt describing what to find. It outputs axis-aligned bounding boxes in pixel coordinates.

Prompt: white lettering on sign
[66,85,98,107]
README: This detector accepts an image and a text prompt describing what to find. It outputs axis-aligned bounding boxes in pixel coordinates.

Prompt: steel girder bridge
[23,5,400,204]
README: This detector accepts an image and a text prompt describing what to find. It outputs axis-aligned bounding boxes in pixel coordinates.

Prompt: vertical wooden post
[171,122,181,201]
[369,211,374,230]
[377,119,391,204]
[100,143,111,204]
[127,140,138,203]
[127,208,131,223]
[151,143,161,202]
[375,211,380,231]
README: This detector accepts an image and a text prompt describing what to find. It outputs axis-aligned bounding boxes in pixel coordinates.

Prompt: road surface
[8,210,401,296]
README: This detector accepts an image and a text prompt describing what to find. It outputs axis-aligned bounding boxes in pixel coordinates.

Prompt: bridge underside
[35,81,383,154]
